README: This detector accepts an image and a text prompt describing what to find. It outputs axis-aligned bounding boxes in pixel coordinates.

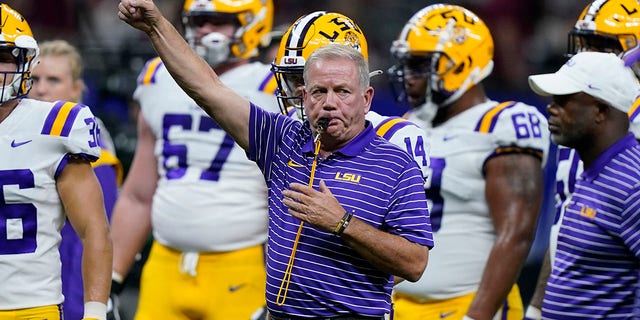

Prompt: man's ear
[72,79,85,102]
[363,86,374,114]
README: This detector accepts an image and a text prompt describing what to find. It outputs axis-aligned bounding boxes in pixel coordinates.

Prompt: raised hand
[117,0,162,34]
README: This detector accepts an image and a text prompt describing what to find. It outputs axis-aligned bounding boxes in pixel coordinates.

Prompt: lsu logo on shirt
[579,206,596,219]
[335,172,361,183]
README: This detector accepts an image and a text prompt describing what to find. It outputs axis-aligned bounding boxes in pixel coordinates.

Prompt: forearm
[82,227,113,304]
[529,248,551,309]
[146,17,218,113]
[341,217,428,282]
[467,234,533,318]
[110,196,153,276]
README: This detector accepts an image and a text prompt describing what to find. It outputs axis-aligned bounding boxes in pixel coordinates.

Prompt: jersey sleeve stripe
[41,101,85,137]
[375,117,413,140]
[258,72,278,95]
[495,146,543,159]
[474,101,516,133]
[628,95,640,122]
[137,57,163,85]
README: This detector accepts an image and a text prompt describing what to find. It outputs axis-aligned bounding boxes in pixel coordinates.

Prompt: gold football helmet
[271,11,368,118]
[389,4,494,107]
[0,3,38,102]
[182,0,273,66]
[569,0,640,76]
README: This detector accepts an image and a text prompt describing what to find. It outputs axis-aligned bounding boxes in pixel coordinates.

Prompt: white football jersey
[395,100,550,300]
[134,58,279,252]
[0,99,101,309]
[366,111,430,185]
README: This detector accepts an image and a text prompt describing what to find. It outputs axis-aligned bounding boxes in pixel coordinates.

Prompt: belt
[269,315,385,320]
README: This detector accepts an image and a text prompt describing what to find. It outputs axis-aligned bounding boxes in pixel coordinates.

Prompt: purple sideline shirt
[248,103,433,317]
[543,134,640,319]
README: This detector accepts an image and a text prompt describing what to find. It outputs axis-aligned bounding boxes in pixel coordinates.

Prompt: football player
[0,3,112,320]
[108,0,279,319]
[388,4,550,320]
[526,0,640,318]
[30,39,123,320]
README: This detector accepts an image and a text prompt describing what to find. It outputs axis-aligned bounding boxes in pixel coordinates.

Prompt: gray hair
[303,44,370,92]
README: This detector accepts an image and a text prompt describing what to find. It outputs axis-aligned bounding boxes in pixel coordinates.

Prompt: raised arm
[117,0,251,149]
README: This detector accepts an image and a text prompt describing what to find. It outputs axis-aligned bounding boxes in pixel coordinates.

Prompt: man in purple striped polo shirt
[118,1,433,319]
[529,51,640,319]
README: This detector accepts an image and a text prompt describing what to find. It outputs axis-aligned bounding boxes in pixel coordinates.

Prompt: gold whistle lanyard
[276,134,322,306]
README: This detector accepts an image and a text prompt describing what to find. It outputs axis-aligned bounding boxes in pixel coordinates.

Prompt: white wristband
[112,270,124,283]
[462,316,476,320]
[525,306,542,320]
[83,301,107,320]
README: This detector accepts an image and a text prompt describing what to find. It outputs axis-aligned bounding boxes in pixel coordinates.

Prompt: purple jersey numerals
[0,169,37,254]
[162,113,233,181]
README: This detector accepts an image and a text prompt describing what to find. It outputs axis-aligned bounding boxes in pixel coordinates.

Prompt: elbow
[404,271,424,283]
[403,246,429,282]
[496,228,537,262]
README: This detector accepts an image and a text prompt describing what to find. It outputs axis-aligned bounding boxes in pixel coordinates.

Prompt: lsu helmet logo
[343,31,362,52]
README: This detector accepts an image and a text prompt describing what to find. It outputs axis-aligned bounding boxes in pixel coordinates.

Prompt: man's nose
[30,83,46,98]
[323,91,338,109]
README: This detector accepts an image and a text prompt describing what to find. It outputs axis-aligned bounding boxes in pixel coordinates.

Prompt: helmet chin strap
[440,60,494,106]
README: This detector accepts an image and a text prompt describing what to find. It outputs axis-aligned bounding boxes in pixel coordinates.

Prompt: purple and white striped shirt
[248,104,433,318]
[543,134,640,319]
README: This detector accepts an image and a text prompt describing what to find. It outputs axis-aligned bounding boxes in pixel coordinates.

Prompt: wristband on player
[83,301,107,320]
[524,306,542,320]
[111,271,124,295]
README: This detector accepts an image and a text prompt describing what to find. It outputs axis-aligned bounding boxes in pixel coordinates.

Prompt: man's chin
[408,97,425,109]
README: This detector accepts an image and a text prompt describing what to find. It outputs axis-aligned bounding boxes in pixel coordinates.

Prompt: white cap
[528,51,640,113]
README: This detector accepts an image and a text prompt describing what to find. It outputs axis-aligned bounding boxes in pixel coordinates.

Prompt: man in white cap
[528,51,640,319]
